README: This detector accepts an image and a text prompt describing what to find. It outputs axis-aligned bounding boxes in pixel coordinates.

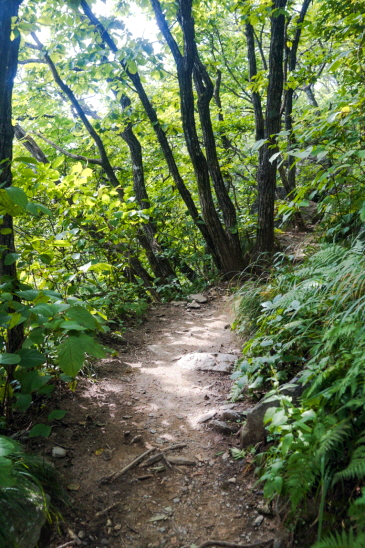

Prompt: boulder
[176,352,237,373]
[0,488,48,548]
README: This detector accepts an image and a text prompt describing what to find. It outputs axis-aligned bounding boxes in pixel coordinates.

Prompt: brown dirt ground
[34,288,284,548]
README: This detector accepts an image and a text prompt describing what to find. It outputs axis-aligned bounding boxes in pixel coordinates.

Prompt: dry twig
[55,542,76,548]
[94,502,120,518]
[99,447,156,483]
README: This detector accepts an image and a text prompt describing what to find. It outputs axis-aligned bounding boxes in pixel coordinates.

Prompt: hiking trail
[41,287,281,548]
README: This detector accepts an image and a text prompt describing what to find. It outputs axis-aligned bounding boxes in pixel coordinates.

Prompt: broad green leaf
[57,336,85,376]
[15,289,40,301]
[48,409,66,421]
[77,333,106,358]
[4,253,19,265]
[5,187,28,209]
[65,306,98,329]
[0,353,21,366]
[15,393,32,411]
[0,457,15,487]
[16,348,46,368]
[0,436,20,457]
[59,321,87,331]
[29,424,52,438]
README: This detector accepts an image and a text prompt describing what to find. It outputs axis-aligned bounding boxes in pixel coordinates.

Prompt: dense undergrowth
[233,238,365,547]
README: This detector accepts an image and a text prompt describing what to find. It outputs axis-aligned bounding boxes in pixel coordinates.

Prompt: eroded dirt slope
[41,289,280,548]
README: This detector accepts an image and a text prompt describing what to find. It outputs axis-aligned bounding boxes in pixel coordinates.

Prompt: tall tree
[0,0,25,362]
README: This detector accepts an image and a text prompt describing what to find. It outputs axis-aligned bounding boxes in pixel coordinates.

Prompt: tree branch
[30,131,103,165]
[30,32,123,198]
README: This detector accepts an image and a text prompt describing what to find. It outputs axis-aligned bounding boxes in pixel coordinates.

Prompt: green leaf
[0,353,21,366]
[4,253,20,265]
[77,333,106,358]
[0,436,20,457]
[57,336,85,376]
[0,456,15,487]
[48,409,66,421]
[29,424,52,438]
[59,321,87,331]
[16,348,46,368]
[5,187,28,209]
[15,289,40,301]
[15,393,32,411]
[65,306,98,329]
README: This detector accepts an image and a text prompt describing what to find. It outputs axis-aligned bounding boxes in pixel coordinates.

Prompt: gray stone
[187,300,201,309]
[52,446,67,458]
[254,515,264,527]
[219,410,241,422]
[197,409,217,423]
[210,420,238,435]
[240,376,305,448]
[188,293,208,303]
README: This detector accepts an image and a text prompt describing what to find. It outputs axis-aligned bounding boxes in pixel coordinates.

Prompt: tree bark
[0,0,25,366]
[80,0,222,272]
[255,0,288,255]
[150,0,245,277]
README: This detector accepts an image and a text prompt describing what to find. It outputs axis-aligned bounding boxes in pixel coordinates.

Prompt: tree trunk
[193,58,244,269]
[0,0,25,366]
[80,0,222,272]
[150,0,245,277]
[255,0,288,255]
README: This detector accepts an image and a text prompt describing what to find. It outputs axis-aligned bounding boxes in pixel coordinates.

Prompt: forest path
[46,289,279,548]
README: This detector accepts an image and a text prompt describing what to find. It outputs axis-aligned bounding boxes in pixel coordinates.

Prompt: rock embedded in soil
[187,300,201,309]
[176,352,236,373]
[166,456,196,465]
[188,293,208,303]
[210,420,238,434]
[52,446,67,458]
[219,410,242,422]
[197,409,217,423]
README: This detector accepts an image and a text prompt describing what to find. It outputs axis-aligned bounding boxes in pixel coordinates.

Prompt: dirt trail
[44,289,280,548]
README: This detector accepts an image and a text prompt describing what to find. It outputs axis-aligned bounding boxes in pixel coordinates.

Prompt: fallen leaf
[95,448,104,456]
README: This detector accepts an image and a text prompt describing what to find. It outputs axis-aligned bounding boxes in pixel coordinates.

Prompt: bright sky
[94,0,158,40]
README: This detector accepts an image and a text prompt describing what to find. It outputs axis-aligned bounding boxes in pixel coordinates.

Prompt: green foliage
[0,435,64,548]
[234,239,365,544]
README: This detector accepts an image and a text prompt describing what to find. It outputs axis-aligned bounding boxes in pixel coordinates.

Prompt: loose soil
[38,288,282,548]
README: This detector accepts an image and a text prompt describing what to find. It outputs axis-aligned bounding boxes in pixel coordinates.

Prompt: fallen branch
[55,542,76,548]
[95,502,120,518]
[99,448,156,483]
[197,540,274,548]
[142,443,187,467]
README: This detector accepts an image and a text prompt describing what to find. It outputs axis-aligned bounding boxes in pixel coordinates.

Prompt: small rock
[254,515,264,527]
[257,504,274,516]
[173,498,180,503]
[78,531,86,539]
[131,435,142,444]
[101,539,109,545]
[228,477,237,484]
[114,524,122,531]
[167,456,196,466]
[219,410,241,422]
[67,483,80,491]
[221,452,229,461]
[52,446,67,458]
[159,527,167,533]
[197,410,217,423]
[210,420,238,435]
[208,460,214,466]
[149,429,157,434]
[188,293,208,303]
[187,301,201,309]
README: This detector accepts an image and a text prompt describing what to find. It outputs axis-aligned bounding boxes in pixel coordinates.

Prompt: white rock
[188,293,208,303]
[52,446,67,458]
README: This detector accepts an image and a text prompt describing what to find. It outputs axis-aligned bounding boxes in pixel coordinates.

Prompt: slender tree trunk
[119,110,178,282]
[255,0,288,255]
[150,0,245,277]
[80,0,222,272]
[193,58,244,269]
[0,0,25,370]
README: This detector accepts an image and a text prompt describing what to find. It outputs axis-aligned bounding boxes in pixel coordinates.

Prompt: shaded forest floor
[34,287,286,548]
